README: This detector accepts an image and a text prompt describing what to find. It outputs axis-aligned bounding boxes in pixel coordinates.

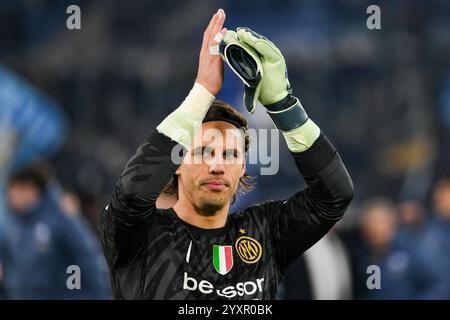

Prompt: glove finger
[243,87,256,114]
[236,27,282,62]
[222,30,239,44]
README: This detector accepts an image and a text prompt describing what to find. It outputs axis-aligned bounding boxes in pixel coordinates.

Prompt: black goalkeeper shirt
[99,130,353,300]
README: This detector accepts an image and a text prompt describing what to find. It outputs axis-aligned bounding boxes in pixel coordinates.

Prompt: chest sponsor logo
[183,272,264,299]
[213,245,233,275]
[235,236,262,264]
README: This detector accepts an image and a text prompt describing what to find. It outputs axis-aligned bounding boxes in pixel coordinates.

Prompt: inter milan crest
[235,236,262,264]
[212,245,234,275]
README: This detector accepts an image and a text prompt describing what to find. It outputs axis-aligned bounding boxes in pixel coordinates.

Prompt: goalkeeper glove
[219,30,263,114]
[236,27,321,152]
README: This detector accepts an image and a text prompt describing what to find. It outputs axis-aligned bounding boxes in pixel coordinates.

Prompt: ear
[175,167,181,175]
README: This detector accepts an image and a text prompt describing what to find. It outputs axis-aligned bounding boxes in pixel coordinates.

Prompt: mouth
[201,180,228,191]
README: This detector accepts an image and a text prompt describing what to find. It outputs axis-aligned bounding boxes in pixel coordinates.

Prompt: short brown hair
[9,162,52,193]
[162,100,254,203]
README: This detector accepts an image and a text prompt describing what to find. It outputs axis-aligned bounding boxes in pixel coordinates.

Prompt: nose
[208,154,225,175]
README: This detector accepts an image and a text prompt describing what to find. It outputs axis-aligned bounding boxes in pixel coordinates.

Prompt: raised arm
[99,10,227,270]
[232,28,353,272]
[267,130,353,272]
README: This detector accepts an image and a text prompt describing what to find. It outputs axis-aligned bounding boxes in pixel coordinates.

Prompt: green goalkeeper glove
[236,27,320,152]
[219,30,263,114]
[236,27,291,106]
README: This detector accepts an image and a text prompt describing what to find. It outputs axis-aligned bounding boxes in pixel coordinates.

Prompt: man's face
[176,121,246,215]
[7,181,41,215]
[361,206,397,249]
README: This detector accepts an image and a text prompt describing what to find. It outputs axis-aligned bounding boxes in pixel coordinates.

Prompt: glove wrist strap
[264,94,293,111]
[266,95,309,131]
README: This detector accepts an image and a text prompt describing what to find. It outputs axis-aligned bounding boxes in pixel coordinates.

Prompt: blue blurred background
[0,0,450,299]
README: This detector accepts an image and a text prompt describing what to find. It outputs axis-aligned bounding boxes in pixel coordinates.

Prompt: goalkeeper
[99,9,353,300]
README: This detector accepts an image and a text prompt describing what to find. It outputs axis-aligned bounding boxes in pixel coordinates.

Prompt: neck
[173,196,229,229]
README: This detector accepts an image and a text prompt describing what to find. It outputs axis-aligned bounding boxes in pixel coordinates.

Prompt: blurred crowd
[281,178,450,299]
[0,0,449,299]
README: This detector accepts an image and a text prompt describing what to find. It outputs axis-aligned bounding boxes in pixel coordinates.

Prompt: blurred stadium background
[0,0,450,299]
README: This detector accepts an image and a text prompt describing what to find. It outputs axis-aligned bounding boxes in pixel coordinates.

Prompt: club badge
[235,235,262,264]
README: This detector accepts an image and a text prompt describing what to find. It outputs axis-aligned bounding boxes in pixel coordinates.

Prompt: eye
[193,147,213,158]
[201,147,214,158]
[224,150,238,159]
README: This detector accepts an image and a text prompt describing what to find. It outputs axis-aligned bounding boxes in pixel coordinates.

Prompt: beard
[193,191,230,216]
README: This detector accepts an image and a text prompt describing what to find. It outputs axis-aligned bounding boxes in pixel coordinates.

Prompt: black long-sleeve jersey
[99,129,353,300]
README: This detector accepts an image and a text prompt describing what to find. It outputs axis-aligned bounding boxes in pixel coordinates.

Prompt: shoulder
[151,208,177,228]
[230,200,283,226]
[147,208,190,237]
[241,199,285,216]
